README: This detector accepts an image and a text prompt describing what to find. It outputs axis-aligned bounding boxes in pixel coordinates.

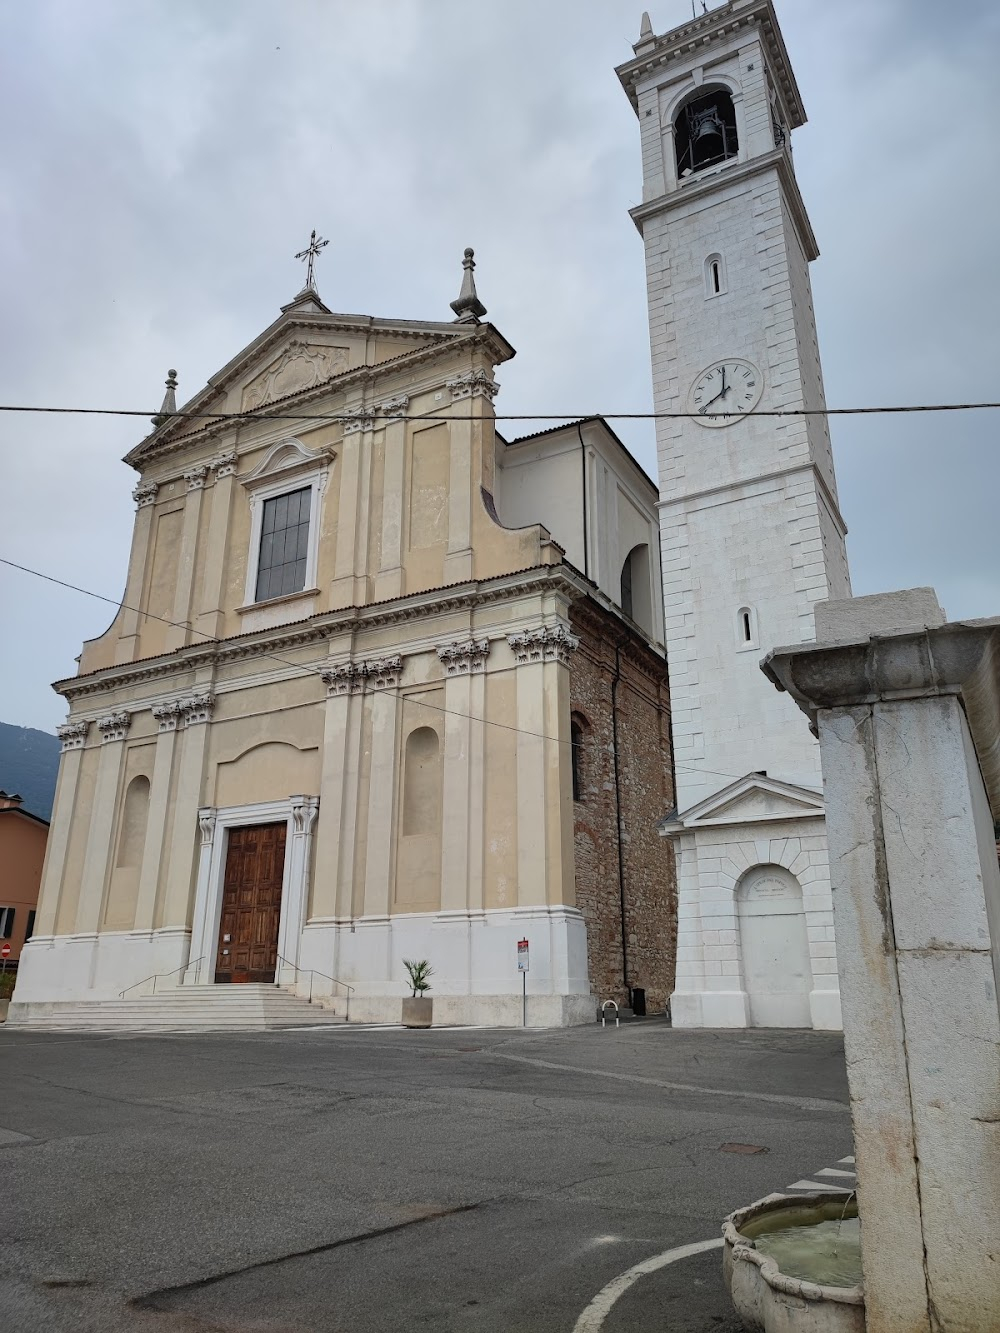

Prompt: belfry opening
[675,88,738,176]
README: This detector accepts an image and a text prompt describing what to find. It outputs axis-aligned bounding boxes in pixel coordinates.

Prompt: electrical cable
[0,554,749,785]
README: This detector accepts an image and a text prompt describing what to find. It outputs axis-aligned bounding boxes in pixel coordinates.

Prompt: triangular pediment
[661,773,825,833]
[240,338,351,412]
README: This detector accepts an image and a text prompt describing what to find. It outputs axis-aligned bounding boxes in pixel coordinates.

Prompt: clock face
[690,359,763,427]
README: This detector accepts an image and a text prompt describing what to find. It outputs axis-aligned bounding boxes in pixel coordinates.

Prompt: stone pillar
[195,454,237,641]
[160,695,214,930]
[375,398,408,602]
[164,468,208,651]
[330,409,375,608]
[116,484,158,663]
[35,722,90,934]
[312,666,364,922]
[276,796,319,982]
[764,589,1000,1332]
[75,712,131,934]
[443,372,497,584]
[362,659,402,917]
[133,703,181,932]
[437,639,490,911]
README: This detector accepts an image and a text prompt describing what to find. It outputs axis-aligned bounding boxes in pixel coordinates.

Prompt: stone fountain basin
[722,1193,865,1333]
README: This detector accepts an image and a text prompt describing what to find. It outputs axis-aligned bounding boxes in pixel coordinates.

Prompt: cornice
[629,146,818,261]
[616,0,805,130]
[125,324,513,472]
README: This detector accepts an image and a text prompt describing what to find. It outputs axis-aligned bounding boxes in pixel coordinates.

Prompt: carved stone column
[186,806,218,984]
[165,468,208,651]
[116,483,158,664]
[330,408,376,609]
[374,396,409,602]
[75,712,132,934]
[314,663,367,921]
[443,372,497,583]
[438,639,490,911]
[34,722,90,935]
[276,795,320,981]
[362,658,403,918]
[160,694,215,929]
[196,452,238,641]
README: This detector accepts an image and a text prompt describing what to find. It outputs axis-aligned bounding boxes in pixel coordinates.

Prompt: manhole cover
[719,1142,768,1154]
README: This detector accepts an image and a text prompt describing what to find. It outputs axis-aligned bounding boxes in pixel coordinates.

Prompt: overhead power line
[0,554,746,786]
[0,401,998,424]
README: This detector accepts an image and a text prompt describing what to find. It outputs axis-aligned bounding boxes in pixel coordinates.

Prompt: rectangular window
[255,486,311,602]
[0,907,14,939]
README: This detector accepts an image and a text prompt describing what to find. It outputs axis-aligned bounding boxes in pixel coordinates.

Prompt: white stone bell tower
[618,1,851,1030]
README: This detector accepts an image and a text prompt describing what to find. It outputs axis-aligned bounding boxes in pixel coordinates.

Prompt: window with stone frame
[255,486,312,602]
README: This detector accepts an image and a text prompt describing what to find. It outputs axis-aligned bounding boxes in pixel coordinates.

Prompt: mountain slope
[0,722,60,820]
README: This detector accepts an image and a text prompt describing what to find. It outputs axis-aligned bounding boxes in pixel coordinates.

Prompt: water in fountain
[740,1197,862,1288]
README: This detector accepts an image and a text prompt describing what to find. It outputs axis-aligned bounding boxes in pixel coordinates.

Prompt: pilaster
[276,796,319,981]
[330,409,375,608]
[195,454,238,640]
[362,671,401,917]
[374,398,408,601]
[159,694,215,928]
[75,713,132,934]
[35,723,90,934]
[133,706,180,931]
[443,372,496,583]
[165,470,207,651]
[116,485,158,663]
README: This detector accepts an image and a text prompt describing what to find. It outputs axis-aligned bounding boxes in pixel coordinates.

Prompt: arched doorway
[736,864,811,1027]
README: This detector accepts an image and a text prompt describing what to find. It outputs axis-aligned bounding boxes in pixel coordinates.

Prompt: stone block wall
[569,604,676,1011]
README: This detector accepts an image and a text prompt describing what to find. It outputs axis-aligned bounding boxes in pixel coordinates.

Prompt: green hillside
[0,722,60,821]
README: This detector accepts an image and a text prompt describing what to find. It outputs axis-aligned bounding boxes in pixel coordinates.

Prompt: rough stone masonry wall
[569,603,677,1012]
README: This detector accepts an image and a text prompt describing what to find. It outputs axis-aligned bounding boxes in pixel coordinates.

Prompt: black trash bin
[631,987,646,1017]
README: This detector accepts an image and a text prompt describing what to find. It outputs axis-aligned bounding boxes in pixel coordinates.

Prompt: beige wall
[0,811,48,961]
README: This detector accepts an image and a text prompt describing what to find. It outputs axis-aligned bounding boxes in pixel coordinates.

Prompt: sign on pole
[0,944,10,959]
[517,939,529,972]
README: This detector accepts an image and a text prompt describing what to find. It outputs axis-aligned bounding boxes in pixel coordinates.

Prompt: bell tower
[618,1,851,1030]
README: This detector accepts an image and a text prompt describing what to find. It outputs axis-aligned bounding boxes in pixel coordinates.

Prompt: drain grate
[719,1142,768,1154]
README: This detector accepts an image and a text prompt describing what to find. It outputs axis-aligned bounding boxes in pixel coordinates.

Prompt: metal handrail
[119,956,206,1000]
[274,953,354,1020]
[600,999,620,1029]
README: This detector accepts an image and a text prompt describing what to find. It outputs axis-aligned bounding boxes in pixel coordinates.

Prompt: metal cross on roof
[294,229,329,291]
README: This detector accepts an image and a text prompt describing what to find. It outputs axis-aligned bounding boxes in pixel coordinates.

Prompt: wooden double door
[214,822,286,984]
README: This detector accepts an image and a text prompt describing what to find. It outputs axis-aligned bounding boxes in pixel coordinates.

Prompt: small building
[13,256,676,1026]
[0,792,47,963]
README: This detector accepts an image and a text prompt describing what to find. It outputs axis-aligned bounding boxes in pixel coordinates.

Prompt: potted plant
[402,959,434,1029]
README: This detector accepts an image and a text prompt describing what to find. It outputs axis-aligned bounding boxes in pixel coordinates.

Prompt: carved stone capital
[152,699,184,733]
[342,408,376,435]
[436,638,491,675]
[507,625,579,666]
[322,663,366,697]
[291,795,320,836]
[447,370,499,402]
[198,807,217,845]
[182,694,215,726]
[132,481,159,509]
[57,720,89,752]
[365,656,403,691]
[380,395,410,420]
[212,451,239,479]
[184,465,209,491]
[98,711,131,743]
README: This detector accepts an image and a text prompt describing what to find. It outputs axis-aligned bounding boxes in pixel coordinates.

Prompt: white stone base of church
[297,905,595,1028]
[11,906,595,1029]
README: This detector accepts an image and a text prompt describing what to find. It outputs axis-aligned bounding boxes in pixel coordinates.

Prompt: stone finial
[639,11,652,38]
[450,247,487,324]
[152,369,178,429]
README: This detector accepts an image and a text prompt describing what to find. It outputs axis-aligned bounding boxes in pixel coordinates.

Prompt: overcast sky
[2,0,998,734]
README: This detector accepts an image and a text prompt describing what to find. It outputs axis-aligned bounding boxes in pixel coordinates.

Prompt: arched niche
[620,544,653,635]
[396,725,443,911]
[736,864,811,1027]
[104,775,151,930]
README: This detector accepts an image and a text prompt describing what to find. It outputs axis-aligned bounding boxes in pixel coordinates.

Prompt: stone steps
[5,984,349,1032]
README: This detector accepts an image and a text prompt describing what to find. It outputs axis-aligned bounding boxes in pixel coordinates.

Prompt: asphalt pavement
[1,1019,852,1331]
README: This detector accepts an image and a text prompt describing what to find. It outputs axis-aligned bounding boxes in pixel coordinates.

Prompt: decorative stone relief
[321,663,365,697]
[380,395,410,420]
[242,340,349,412]
[56,720,89,752]
[342,408,376,435]
[198,808,217,845]
[447,370,499,402]
[183,465,209,491]
[322,657,404,695]
[132,481,158,509]
[152,700,184,733]
[98,711,132,743]
[183,694,215,726]
[291,795,320,836]
[212,451,239,479]
[436,638,491,675]
[507,625,579,666]
[366,656,403,691]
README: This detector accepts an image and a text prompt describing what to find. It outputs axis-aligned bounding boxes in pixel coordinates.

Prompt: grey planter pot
[402,996,433,1028]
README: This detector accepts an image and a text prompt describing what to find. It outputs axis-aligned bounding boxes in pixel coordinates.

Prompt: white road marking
[815,1167,856,1179]
[787,1179,853,1193]
[571,1237,724,1333]
[838,1156,855,1165]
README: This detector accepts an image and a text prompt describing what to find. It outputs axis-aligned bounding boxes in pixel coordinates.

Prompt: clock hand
[699,379,729,414]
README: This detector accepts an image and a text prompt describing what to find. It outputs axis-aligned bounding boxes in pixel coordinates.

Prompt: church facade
[13,259,676,1026]
[618,0,852,1029]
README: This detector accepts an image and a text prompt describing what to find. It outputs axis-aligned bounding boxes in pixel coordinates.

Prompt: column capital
[57,719,90,751]
[182,694,216,726]
[342,408,376,435]
[197,807,217,845]
[290,794,320,836]
[183,465,209,491]
[507,624,579,666]
[132,481,158,509]
[366,656,403,691]
[437,638,491,675]
[152,699,184,732]
[380,394,410,420]
[98,711,131,743]
[447,370,498,402]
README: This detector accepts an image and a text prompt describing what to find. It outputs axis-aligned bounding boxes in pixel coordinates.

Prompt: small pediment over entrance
[241,339,350,412]
[660,773,825,833]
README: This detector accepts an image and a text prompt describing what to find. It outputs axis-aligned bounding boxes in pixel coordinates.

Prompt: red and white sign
[517,938,529,972]
[1,943,11,959]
